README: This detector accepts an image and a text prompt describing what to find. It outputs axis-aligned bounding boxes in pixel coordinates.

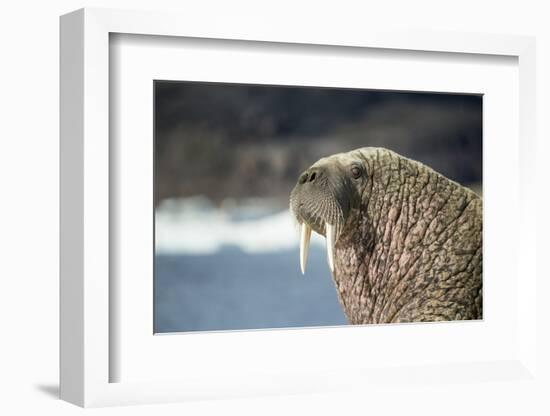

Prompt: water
[154,245,348,333]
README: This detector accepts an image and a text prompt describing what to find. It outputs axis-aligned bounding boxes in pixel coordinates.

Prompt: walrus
[290,147,482,324]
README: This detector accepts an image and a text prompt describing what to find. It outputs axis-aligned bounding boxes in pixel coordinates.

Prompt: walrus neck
[332,152,482,324]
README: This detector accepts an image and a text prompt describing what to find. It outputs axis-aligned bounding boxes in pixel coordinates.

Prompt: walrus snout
[291,166,347,232]
[290,159,355,275]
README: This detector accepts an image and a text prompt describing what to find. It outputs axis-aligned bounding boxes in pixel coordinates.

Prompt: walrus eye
[351,166,362,179]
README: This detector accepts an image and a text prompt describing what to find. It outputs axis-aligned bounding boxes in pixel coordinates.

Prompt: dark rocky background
[155,81,482,207]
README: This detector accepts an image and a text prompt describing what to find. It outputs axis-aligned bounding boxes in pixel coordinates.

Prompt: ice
[155,196,326,254]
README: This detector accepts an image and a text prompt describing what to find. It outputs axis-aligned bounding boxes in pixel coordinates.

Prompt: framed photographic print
[60,8,538,408]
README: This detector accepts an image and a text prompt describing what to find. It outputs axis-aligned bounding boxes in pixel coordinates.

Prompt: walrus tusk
[326,222,335,273]
[300,222,312,275]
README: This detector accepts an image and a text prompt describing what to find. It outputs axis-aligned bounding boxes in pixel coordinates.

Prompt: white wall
[1,1,548,415]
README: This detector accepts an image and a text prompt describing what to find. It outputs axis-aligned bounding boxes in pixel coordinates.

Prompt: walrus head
[290,149,367,274]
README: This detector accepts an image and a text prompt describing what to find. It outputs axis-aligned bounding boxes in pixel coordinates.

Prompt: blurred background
[154,81,482,333]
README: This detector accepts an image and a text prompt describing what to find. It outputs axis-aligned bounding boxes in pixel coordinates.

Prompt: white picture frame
[60,7,538,408]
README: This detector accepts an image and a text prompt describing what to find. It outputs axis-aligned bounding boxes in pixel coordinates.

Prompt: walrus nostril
[298,169,322,185]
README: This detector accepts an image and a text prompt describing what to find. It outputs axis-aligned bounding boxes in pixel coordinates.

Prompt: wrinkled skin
[290,147,482,324]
